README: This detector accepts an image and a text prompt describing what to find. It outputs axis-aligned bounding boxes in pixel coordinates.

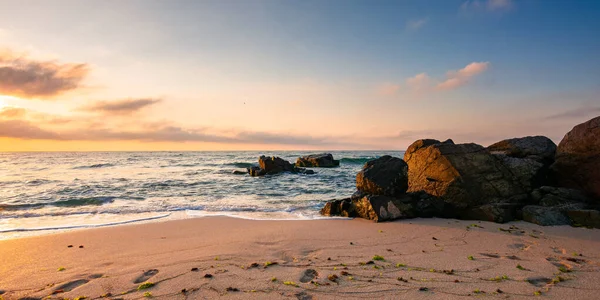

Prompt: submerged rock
[356,155,408,197]
[295,153,340,168]
[551,116,600,200]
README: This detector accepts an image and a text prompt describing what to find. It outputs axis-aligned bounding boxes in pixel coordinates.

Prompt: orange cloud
[79,98,162,115]
[0,50,89,98]
[436,62,489,90]
[406,73,431,92]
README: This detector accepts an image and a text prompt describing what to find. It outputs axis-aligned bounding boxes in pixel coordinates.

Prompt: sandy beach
[1,217,600,299]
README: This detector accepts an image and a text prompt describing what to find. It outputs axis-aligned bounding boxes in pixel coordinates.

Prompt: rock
[320,198,355,217]
[566,210,600,228]
[531,186,591,207]
[404,139,527,211]
[487,136,557,191]
[232,170,246,175]
[247,156,313,176]
[247,166,266,177]
[487,136,557,163]
[353,195,415,222]
[551,116,600,199]
[259,156,295,174]
[299,269,318,283]
[296,153,340,168]
[521,205,571,226]
[356,155,408,197]
[495,155,547,191]
[461,203,523,223]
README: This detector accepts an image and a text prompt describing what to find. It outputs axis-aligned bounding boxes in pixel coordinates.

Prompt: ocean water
[0,151,403,239]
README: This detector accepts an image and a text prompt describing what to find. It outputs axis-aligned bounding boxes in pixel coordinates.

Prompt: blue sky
[0,0,598,150]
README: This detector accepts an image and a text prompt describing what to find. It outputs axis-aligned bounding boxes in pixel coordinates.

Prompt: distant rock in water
[247,156,314,176]
[551,116,600,200]
[295,153,340,168]
[232,170,247,175]
[356,155,408,197]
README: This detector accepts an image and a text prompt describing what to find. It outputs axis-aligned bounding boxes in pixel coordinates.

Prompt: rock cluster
[295,153,340,168]
[247,156,314,176]
[321,116,600,227]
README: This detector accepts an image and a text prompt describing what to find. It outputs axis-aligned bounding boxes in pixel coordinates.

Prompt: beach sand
[1,217,600,299]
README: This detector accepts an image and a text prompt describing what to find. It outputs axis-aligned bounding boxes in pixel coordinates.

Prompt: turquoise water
[0,151,403,238]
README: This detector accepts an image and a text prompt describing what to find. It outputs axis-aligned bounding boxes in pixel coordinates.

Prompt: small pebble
[226,287,239,292]
[181,289,187,294]
[191,268,199,272]
[496,289,503,294]
[432,237,438,240]
[327,257,331,261]
[419,287,429,291]
[350,242,354,245]
[67,245,73,248]
[204,274,213,278]
[79,245,84,248]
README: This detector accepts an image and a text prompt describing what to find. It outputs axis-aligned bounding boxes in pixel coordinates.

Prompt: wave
[73,163,115,169]
[0,197,118,211]
[224,162,256,168]
[0,213,171,233]
[339,157,376,164]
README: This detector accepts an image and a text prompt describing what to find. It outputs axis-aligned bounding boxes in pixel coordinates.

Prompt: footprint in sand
[299,269,318,283]
[89,273,104,279]
[526,277,551,287]
[134,269,159,284]
[54,279,90,293]
[18,298,42,300]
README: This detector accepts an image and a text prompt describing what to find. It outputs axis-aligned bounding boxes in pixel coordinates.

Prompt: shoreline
[1,217,600,299]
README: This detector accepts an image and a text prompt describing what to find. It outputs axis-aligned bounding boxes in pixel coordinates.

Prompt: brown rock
[356,155,408,197]
[404,140,526,211]
[551,116,600,199]
[296,153,340,168]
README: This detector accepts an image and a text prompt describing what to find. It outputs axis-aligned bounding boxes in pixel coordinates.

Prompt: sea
[0,151,403,239]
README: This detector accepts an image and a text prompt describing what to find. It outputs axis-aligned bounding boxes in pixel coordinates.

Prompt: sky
[0,0,598,151]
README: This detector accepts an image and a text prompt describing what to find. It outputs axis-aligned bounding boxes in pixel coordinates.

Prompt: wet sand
[1,217,600,299]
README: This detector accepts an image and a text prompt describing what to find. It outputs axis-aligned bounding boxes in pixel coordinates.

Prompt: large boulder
[487,136,557,190]
[551,116,600,199]
[566,210,600,228]
[356,155,408,197]
[296,153,340,168]
[404,139,527,211]
[487,136,557,163]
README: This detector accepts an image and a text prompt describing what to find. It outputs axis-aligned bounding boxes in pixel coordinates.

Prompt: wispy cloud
[406,18,428,31]
[78,98,162,115]
[461,0,513,12]
[436,61,489,90]
[405,73,431,92]
[0,49,89,98]
[375,82,401,96]
[544,106,600,120]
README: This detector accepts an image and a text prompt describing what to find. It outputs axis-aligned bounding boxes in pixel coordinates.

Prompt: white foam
[184,210,351,221]
[0,213,171,233]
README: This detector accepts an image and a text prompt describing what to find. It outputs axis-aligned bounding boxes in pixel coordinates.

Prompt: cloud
[461,0,513,12]
[406,18,428,31]
[375,82,401,96]
[79,98,162,115]
[436,61,489,90]
[0,50,89,98]
[405,73,431,92]
[0,120,61,140]
[0,107,27,119]
[544,106,600,120]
